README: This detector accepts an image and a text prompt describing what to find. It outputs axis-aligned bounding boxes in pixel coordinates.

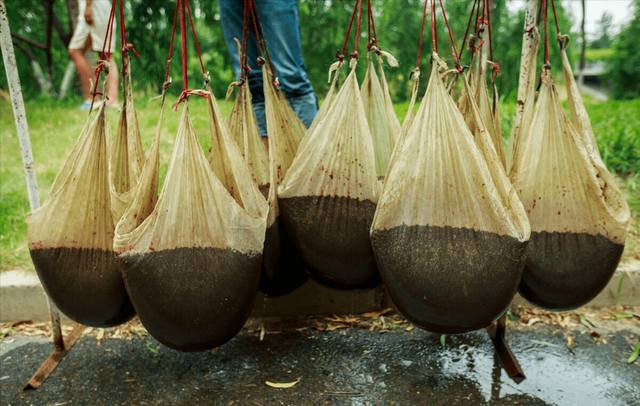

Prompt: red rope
[485,0,493,62]
[415,0,429,68]
[431,0,437,54]
[249,0,278,83]
[550,0,562,44]
[439,0,461,70]
[248,0,264,58]
[239,0,250,80]
[369,0,379,50]
[340,0,360,59]
[348,0,365,58]
[543,0,549,63]
[460,0,478,57]
[164,0,180,84]
[186,0,205,74]
[90,0,117,98]
[173,89,211,111]
[180,0,188,91]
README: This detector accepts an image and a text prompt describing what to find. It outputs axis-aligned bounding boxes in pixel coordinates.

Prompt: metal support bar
[486,313,526,383]
[23,323,85,390]
[0,0,82,388]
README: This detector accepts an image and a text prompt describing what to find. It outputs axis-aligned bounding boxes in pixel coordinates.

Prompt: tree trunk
[58,60,75,99]
[578,0,586,90]
[66,0,79,33]
[44,0,54,83]
[13,42,56,96]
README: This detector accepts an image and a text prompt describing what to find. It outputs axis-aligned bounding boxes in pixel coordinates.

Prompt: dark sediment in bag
[371,55,530,333]
[371,225,524,333]
[279,59,382,290]
[27,105,135,327]
[510,64,630,311]
[30,247,134,326]
[119,246,260,351]
[115,98,268,352]
[279,195,380,290]
[258,64,308,296]
[520,231,624,310]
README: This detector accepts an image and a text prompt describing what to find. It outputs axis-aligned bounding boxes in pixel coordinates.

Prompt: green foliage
[590,11,614,50]
[1,0,578,105]
[584,48,613,63]
[587,98,640,175]
[604,0,640,100]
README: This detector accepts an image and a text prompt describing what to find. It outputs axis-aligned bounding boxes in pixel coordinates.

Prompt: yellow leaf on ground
[265,379,300,389]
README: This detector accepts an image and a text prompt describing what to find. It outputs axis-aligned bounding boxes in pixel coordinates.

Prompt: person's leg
[90,0,118,106]
[255,0,318,127]
[68,46,94,102]
[219,0,266,135]
[106,55,119,108]
[68,13,93,104]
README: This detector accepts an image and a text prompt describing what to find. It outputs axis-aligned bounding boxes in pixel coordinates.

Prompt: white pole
[0,0,64,350]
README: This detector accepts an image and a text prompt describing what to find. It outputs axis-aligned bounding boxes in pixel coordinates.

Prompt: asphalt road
[1,317,639,406]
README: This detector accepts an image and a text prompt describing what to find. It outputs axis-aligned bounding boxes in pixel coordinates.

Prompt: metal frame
[2,0,540,388]
[0,0,84,390]
[486,313,526,383]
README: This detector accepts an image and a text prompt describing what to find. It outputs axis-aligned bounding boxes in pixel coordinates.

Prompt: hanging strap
[173,0,211,111]
[338,0,360,61]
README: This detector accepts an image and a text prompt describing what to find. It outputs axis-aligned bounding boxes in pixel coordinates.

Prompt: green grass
[0,94,231,270]
[1,92,639,270]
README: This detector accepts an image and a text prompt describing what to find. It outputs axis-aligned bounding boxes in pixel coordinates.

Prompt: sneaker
[78,101,92,110]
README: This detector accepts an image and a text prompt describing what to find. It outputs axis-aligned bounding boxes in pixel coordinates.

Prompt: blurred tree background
[0,0,637,102]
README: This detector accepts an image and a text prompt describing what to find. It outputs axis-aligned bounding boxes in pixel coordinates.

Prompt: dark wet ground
[1,317,639,406]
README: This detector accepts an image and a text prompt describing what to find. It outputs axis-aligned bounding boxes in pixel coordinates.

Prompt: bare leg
[106,55,119,108]
[262,137,269,156]
[68,47,94,102]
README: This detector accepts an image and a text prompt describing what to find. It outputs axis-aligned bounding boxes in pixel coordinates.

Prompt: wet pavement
[1,316,639,406]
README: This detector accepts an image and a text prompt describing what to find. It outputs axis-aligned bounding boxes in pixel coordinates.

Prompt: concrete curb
[1,265,638,323]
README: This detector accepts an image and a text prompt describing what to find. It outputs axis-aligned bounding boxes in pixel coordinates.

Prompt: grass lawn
[1,92,639,271]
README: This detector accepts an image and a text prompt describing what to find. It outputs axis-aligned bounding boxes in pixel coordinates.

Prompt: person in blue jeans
[218,0,318,145]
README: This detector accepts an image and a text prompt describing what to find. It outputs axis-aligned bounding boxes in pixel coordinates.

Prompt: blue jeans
[219,0,318,136]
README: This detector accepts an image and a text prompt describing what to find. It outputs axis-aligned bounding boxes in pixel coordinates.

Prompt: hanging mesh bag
[257,62,309,296]
[114,0,268,351]
[110,58,147,222]
[26,103,135,327]
[226,39,270,192]
[511,64,630,311]
[278,57,382,290]
[371,54,530,334]
[360,49,396,177]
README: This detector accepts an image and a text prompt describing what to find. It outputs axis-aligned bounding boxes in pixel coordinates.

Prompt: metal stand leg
[486,312,526,383]
[1,0,85,390]
[23,319,85,390]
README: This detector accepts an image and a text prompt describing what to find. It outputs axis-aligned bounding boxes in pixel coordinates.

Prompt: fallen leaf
[527,318,542,327]
[259,327,265,341]
[567,336,574,347]
[361,308,394,319]
[96,328,105,345]
[405,325,414,332]
[530,339,558,347]
[628,342,640,364]
[325,324,348,332]
[265,378,300,389]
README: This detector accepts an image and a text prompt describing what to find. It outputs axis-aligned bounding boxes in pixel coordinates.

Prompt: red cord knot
[335,50,345,62]
[173,89,211,112]
[348,51,359,59]
[490,62,500,79]
[473,39,485,54]
[203,72,211,86]
[125,43,140,58]
[257,56,266,66]
[162,77,173,90]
